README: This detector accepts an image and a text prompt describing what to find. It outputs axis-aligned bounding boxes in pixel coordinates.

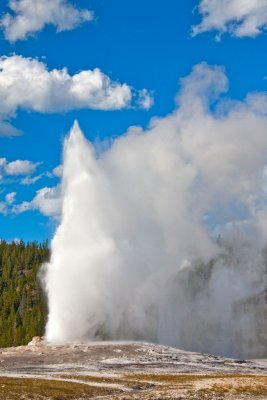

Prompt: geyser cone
[44,63,267,357]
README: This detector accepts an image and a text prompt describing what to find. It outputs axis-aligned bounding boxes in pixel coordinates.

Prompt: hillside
[0,240,49,347]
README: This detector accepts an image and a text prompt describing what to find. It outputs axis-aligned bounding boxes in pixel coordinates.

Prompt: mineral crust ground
[0,340,267,399]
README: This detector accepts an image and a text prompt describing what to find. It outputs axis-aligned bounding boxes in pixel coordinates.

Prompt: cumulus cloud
[193,0,267,38]
[0,55,152,120]
[4,159,39,175]
[0,191,16,214]
[5,191,16,204]
[0,157,40,181]
[13,186,61,217]
[136,89,154,110]
[1,0,93,42]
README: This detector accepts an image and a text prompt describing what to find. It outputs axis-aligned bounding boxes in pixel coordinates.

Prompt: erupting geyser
[44,64,267,358]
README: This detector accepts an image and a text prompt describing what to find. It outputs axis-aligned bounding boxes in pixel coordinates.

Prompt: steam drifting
[44,63,267,358]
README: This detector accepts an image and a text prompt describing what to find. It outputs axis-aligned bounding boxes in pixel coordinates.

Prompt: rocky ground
[0,338,267,399]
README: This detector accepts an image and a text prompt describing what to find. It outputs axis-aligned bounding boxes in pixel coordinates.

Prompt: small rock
[28,336,45,346]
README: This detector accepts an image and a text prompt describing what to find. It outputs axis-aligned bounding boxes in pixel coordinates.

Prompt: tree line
[0,240,49,347]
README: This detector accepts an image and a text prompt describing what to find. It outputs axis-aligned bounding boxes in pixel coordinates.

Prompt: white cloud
[21,173,43,185]
[13,186,61,217]
[5,191,16,204]
[0,191,16,214]
[0,121,21,137]
[1,158,39,175]
[1,0,93,42]
[0,157,40,183]
[0,203,7,214]
[136,89,154,110]
[193,0,267,38]
[52,165,63,177]
[0,55,151,118]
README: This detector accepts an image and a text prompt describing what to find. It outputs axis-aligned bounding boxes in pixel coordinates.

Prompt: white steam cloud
[44,63,267,358]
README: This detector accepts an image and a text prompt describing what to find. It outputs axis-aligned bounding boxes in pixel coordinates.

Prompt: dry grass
[59,374,123,384]
[123,372,267,382]
[59,374,156,391]
[124,373,267,398]
[0,376,122,399]
[1,374,267,399]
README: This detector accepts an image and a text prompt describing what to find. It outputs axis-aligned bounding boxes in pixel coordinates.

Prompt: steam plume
[44,63,267,358]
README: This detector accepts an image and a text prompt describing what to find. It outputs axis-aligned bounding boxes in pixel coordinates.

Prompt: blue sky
[1,0,267,242]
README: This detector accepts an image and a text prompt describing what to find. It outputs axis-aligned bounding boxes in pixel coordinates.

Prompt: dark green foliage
[0,240,49,347]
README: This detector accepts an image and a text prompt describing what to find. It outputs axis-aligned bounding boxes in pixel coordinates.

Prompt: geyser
[44,63,267,358]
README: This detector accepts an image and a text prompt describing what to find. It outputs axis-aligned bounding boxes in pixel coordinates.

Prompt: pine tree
[0,240,49,347]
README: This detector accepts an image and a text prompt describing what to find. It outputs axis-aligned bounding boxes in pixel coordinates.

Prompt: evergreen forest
[0,240,49,347]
